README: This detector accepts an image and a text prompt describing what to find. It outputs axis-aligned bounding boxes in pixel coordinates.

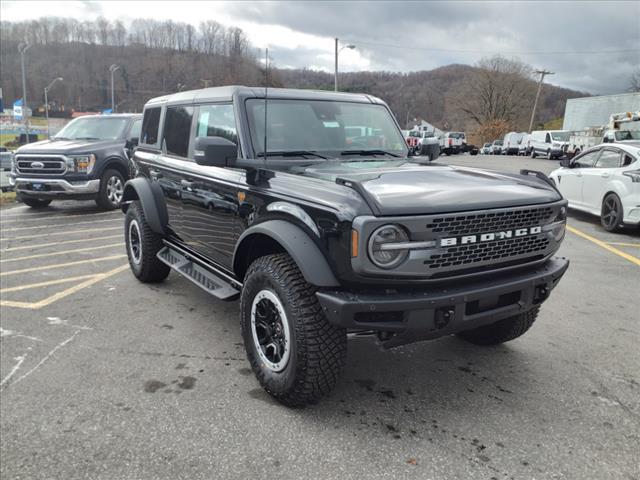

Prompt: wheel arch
[121,177,168,235]
[98,156,129,180]
[233,220,340,287]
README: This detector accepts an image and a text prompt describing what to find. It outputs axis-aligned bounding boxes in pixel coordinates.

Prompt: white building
[562,92,640,130]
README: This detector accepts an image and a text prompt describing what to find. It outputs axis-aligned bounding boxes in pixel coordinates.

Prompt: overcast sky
[2,1,639,94]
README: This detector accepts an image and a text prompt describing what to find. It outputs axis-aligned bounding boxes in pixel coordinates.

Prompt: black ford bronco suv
[11,113,142,209]
[122,86,569,406]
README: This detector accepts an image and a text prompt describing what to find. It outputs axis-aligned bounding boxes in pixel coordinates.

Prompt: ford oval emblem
[30,161,45,169]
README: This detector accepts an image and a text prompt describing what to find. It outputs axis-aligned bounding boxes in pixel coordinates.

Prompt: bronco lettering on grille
[440,226,542,247]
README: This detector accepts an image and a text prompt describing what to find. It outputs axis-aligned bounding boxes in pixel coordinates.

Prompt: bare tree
[629,70,640,92]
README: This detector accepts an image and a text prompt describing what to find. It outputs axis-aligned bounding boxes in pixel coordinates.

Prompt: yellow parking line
[0,234,123,253]
[566,225,640,267]
[0,254,127,277]
[606,242,640,248]
[0,243,123,263]
[0,274,97,293]
[2,218,120,232]
[0,264,130,309]
[1,226,121,242]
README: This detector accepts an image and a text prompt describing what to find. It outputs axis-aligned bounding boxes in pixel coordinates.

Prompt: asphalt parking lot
[1,155,638,480]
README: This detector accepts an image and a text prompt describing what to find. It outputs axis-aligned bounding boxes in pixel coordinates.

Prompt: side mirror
[560,158,571,168]
[194,136,237,167]
[126,137,139,149]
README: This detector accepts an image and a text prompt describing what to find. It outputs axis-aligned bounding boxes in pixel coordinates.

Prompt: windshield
[483,143,491,147]
[550,131,571,142]
[494,140,503,145]
[448,132,464,139]
[408,131,420,137]
[245,99,407,161]
[614,130,640,141]
[54,116,129,140]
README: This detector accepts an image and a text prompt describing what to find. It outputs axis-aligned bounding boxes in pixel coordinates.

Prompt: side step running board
[157,246,240,300]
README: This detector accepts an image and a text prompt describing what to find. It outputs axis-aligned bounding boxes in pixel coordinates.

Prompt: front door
[557,149,600,208]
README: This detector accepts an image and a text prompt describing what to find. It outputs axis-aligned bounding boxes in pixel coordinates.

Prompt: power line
[347,39,639,56]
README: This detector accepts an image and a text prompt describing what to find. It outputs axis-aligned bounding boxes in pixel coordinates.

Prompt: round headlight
[368,224,410,269]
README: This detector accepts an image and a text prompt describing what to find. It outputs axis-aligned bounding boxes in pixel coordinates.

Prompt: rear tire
[96,169,125,210]
[21,198,51,209]
[601,193,624,232]
[124,201,170,283]
[531,149,537,158]
[458,307,540,345]
[240,253,347,407]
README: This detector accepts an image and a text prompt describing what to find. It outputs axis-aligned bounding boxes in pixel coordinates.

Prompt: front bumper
[316,256,569,348]
[11,176,100,199]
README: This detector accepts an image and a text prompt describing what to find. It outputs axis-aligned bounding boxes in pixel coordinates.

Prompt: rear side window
[196,104,237,144]
[141,108,161,146]
[595,150,622,168]
[162,106,194,158]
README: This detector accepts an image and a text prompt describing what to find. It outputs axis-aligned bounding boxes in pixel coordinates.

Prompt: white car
[549,143,640,232]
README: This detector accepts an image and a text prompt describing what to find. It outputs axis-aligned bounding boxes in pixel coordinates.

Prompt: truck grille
[426,206,555,236]
[15,156,67,175]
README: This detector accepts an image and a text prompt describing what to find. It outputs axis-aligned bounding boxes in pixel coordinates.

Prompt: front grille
[427,235,550,270]
[426,207,555,236]
[16,156,66,175]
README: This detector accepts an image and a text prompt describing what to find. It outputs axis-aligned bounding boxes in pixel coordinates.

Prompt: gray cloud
[226,1,640,94]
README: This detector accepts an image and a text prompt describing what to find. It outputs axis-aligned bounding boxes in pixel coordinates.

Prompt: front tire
[96,169,125,210]
[601,193,624,232]
[124,201,170,283]
[531,149,537,159]
[21,198,51,209]
[458,307,539,345]
[240,253,347,407]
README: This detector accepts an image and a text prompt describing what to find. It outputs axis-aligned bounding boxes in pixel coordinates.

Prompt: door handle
[149,169,163,179]
[181,179,195,190]
[601,173,610,178]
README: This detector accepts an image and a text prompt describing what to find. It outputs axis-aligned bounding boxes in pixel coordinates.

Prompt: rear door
[581,147,622,212]
[180,103,242,268]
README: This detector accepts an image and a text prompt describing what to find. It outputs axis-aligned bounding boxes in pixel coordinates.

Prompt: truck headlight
[544,207,567,241]
[68,154,96,174]
[368,224,410,269]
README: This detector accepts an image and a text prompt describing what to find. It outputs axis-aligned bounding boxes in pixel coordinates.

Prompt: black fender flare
[233,220,340,287]
[121,177,168,235]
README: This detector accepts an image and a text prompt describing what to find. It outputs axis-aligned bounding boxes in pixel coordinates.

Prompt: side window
[595,150,622,168]
[141,108,161,146]
[545,133,551,143]
[195,104,237,144]
[623,153,635,166]
[162,106,194,158]
[128,119,142,140]
[572,150,599,168]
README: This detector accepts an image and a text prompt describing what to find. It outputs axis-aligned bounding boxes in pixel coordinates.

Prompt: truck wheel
[531,149,537,159]
[601,193,623,232]
[96,169,125,210]
[22,198,51,209]
[124,201,170,283]
[240,253,347,407]
[457,307,539,345]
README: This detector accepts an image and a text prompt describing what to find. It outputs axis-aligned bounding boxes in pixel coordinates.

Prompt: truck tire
[96,169,125,210]
[600,193,624,232]
[457,307,539,345]
[22,198,52,209]
[240,253,347,407]
[531,149,537,159]
[124,201,170,283]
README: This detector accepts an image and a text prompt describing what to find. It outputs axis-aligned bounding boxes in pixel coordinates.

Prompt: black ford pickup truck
[11,114,141,209]
[122,86,569,406]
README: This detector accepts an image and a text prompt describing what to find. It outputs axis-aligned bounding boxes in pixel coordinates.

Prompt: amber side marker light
[351,229,359,258]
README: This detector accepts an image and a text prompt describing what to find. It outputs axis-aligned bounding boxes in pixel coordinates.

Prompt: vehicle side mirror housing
[194,136,237,167]
[560,158,571,168]
[126,137,139,149]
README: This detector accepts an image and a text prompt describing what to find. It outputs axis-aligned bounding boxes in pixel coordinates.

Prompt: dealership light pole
[18,42,32,143]
[109,64,121,112]
[528,69,554,133]
[44,77,63,138]
[334,38,356,92]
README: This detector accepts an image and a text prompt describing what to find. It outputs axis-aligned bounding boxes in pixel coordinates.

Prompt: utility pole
[334,38,355,92]
[109,64,121,112]
[44,77,63,138]
[18,42,32,143]
[528,69,554,133]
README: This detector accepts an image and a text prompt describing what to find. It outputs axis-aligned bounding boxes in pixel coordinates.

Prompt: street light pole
[109,64,121,112]
[528,69,554,133]
[44,77,63,138]
[334,38,355,92]
[18,42,32,143]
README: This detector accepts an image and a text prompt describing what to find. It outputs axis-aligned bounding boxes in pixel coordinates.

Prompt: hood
[297,161,561,216]
[15,138,121,155]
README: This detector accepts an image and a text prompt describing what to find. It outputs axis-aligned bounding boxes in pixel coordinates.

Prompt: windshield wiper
[340,149,400,157]
[256,150,328,160]
[75,137,101,140]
